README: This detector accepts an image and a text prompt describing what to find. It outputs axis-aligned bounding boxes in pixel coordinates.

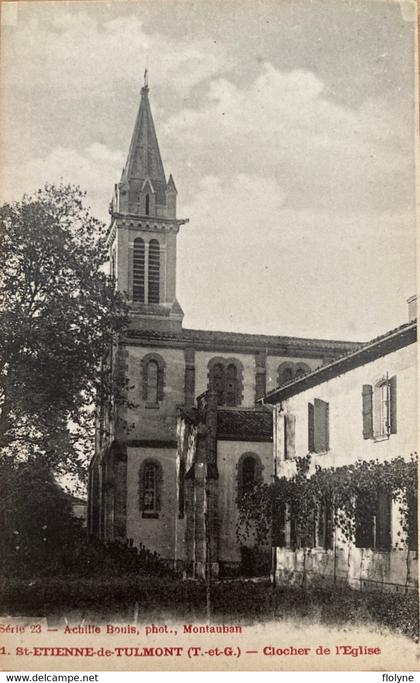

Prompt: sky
[0,0,417,341]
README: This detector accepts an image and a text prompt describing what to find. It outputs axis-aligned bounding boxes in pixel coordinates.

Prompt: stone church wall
[195,350,256,406]
[126,445,178,560]
[216,439,272,567]
[126,344,185,441]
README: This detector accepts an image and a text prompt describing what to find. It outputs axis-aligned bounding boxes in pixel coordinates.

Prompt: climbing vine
[237,453,418,550]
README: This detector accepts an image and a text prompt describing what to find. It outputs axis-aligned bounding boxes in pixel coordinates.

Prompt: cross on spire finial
[143,68,148,88]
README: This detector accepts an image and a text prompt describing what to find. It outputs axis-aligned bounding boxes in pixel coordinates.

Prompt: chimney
[407,295,417,322]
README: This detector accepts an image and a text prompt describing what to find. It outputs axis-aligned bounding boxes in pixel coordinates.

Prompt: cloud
[164,62,413,213]
[2,9,230,99]
[0,143,124,221]
[178,172,415,340]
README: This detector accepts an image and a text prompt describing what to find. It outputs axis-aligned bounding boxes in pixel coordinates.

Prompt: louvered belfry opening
[133,238,145,302]
[148,239,160,303]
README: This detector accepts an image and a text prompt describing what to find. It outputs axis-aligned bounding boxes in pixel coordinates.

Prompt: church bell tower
[108,75,188,332]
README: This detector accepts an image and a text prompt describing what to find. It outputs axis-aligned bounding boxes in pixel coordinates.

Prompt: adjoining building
[87,79,360,575]
[263,300,418,592]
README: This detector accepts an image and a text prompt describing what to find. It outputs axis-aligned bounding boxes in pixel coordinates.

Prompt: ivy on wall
[237,453,418,550]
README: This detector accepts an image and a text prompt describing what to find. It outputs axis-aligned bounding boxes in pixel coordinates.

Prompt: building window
[212,362,225,405]
[146,360,158,404]
[278,362,311,386]
[355,490,391,550]
[133,238,145,302]
[308,398,329,453]
[148,239,160,303]
[272,501,286,548]
[139,459,162,518]
[363,376,397,440]
[317,498,334,549]
[208,358,243,406]
[225,363,238,406]
[145,193,150,216]
[280,365,293,385]
[141,353,165,405]
[237,453,262,502]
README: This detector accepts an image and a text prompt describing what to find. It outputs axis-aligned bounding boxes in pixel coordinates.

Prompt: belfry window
[145,194,150,216]
[132,238,145,302]
[148,239,160,303]
[139,459,162,518]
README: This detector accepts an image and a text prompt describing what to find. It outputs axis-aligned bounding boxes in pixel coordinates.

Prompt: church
[87,79,359,577]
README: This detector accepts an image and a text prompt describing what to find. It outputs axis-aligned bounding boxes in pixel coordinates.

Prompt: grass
[0,575,418,641]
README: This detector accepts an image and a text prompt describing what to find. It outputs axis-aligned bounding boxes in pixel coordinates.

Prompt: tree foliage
[237,454,418,550]
[0,184,128,480]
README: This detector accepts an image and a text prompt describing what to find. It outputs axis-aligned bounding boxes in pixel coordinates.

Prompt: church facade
[87,81,360,576]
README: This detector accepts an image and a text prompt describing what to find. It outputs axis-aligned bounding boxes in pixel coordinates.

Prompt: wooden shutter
[362,384,373,439]
[284,414,296,460]
[314,398,329,452]
[308,403,314,452]
[355,493,374,548]
[389,375,397,434]
[375,491,391,550]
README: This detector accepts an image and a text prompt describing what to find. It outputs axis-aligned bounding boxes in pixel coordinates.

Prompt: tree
[0,457,85,577]
[0,184,128,481]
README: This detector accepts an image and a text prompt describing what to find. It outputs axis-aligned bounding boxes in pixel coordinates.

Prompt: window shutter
[284,414,296,460]
[272,501,286,547]
[389,375,397,434]
[314,398,329,452]
[308,403,314,452]
[355,493,374,548]
[375,491,391,550]
[362,384,373,439]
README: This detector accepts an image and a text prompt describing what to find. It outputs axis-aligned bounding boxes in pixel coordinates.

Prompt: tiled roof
[125,325,361,354]
[264,320,417,403]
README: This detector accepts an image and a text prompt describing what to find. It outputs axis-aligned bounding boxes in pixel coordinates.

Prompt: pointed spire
[123,81,166,203]
[166,173,177,193]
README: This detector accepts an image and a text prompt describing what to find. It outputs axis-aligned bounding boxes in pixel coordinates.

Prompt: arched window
[139,459,162,517]
[211,363,226,405]
[237,452,262,502]
[281,367,293,384]
[225,364,238,406]
[278,362,310,386]
[295,363,310,379]
[148,239,160,303]
[208,358,243,407]
[141,353,165,405]
[146,360,159,404]
[145,193,150,216]
[132,238,145,302]
[242,456,256,495]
